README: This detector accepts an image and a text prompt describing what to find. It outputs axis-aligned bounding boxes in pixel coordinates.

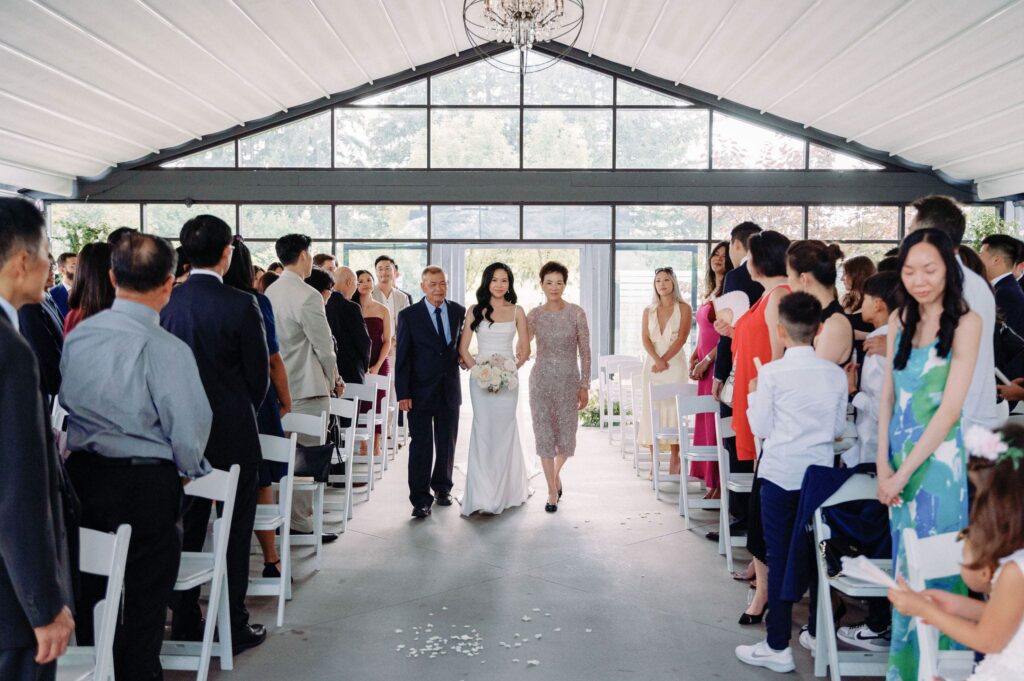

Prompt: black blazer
[713,262,764,382]
[160,275,269,468]
[19,294,65,396]
[48,283,69,318]
[0,313,73,650]
[325,291,371,385]
[395,298,465,408]
[995,275,1024,339]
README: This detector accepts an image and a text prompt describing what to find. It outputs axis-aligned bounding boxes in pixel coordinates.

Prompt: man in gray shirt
[60,233,212,681]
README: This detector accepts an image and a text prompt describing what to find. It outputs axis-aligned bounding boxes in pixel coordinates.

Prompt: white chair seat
[725,473,754,493]
[175,552,215,590]
[253,506,284,530]
[55,659,94,681]
[828,559,891,597]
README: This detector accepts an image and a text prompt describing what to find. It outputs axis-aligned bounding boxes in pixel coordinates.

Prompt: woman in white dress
[638,267,693,478]
[457,262,533,516]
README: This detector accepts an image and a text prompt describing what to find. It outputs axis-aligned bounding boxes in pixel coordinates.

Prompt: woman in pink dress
[688,241,732,498]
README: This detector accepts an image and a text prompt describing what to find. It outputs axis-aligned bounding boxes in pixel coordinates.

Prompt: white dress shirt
[990,271,1013,287]
[747,345,848,490]
[846,324,888,467]
[958,258,999,430]
[0,295,18,332]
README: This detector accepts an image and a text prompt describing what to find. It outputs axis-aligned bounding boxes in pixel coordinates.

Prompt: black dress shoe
[232,623,267,654]
[544,503,557,513]
[411,506,431,519]
[738,608,766,625]
[263,561,281,578]
[705,531,720,542]
[435,493,453,506]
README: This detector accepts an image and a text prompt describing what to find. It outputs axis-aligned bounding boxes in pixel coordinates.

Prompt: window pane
[239,112,331,168]
[336,205,427,239]
[617,110,709,169]
[616,80,691,106]
[523,206,611,239]
[808,206,898,241]
[809,144,883,170]
[523,109,612,169]
[160,142,234,168]
[712,205,803,240]
[431,205,518,240]
[352,80,427,106]
[334,109,427,168]
[712,113,805,169]
[48,203,140,254]
[523,57,612,105]
[248,240,329,270]
[615,244,700,357]
[616,206,707,240]
[337,242,428,301]
[430,58,520,105]
[239,205,331,240]
[144,204,235,238]
[431,109,519,168]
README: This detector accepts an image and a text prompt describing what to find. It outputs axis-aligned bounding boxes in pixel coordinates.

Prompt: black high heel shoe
[738,607,766,626]
[545,502,558,513]
[558,484,563,500]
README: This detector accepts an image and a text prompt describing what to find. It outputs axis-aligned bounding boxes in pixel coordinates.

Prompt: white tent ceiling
[1,0,1022,199]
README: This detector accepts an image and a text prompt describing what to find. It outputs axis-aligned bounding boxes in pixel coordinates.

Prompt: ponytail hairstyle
[787,240,845,288]
[471,262,517,331]
[892,228,966,370]
[963,423,1024,570]
[840,255,877,312]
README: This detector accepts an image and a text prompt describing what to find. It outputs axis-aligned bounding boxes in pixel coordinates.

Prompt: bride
[457,262,533,516]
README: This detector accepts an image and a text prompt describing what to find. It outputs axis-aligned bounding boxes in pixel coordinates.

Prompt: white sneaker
[836,623,891,652]
[735,640,796,673]
[798,629,816,657]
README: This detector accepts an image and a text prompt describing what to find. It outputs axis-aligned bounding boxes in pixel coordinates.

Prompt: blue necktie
[434,306,445,343]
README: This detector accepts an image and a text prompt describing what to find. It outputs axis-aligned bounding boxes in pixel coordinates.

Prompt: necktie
[434,306,445,343]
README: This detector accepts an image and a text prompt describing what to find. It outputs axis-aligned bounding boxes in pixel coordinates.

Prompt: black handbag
[294,443,334,483]
[819,535,865,578]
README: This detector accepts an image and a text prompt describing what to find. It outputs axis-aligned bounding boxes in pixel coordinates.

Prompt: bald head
[334,265,356,297]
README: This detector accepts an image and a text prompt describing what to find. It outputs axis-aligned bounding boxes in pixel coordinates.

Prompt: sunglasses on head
[655,266,674,274]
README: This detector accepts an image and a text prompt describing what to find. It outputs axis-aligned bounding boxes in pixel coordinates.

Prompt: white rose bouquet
[471,353,519,393]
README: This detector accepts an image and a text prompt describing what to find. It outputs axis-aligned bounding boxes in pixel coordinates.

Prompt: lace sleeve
[576,305,592,390]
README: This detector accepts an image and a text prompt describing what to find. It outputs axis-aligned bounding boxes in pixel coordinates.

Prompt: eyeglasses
[655,266,675,274]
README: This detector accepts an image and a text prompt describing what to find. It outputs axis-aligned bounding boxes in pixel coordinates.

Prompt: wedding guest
[313,253,337,273]
[638,267,692,479]
[373,255,411,412]
[786,241,853,365]
[908,195,997,430]
[0,198,74,681]
[959,244,986,279]
[253,265,266,285]
[62,233,213,680]
[877,228,979,681]
[714,230,792,623]
[353,269,393,460]
[174,245,190,284]
[876,256,899,273]
[106,226,137,245]
[161,214,269,653]
[49,251,76,316]
[305,266,335,303]
[264,234,339,544]
[258,270,279,294]
[841,254,877,364]
[19,255,64,397]
[688,241,732,498]
[980,234,1024,337]
[735,292,848,674]
[63,242,114,335]
[527,261,591,513]
[328,266,371,386]
[267,261,284,275]
[224,239,294,579]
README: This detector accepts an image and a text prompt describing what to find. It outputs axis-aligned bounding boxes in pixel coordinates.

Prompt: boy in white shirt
[735,292,848,673]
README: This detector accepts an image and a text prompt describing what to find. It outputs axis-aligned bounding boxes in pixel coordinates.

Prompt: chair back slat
[330,397,357,418]
[258,433,297,464]
[184,467,236,502]
[78,524,131,681]
[281,410,328,445]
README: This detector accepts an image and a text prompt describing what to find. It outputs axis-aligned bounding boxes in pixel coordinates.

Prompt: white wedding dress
[460,320,533,516]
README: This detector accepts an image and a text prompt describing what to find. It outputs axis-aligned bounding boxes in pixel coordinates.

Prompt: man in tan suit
[265,234,339,540]
[372,255,411,432]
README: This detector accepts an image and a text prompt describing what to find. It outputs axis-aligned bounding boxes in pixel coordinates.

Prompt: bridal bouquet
[471,354,519,393]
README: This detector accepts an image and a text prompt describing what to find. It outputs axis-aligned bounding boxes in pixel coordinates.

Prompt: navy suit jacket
[0,313,73,650]
[713,262,764,382]
[48,283,69,318]
[325,291,371,385]
[19,293,65,397]
[995,274,1024,339]
[395,298,465,409]
[160,275,269,468]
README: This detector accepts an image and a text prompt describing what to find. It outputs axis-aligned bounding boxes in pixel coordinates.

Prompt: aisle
[179,425,828,681]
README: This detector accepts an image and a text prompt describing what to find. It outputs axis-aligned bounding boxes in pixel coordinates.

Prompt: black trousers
[720,400,753,524]
[407,401,458,508]
[66,453,182,681]
[0,648,54,681]
[171,461,258,635]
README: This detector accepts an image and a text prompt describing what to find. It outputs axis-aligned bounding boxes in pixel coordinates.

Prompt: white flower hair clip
[964,426,1023,469]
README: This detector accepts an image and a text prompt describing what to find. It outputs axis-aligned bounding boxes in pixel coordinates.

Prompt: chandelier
[463,0,585,73]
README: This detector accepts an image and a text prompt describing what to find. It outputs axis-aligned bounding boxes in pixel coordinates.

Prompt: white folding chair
[812,474,888,681]
[674,394,722,527]
[57,525,131,681]
[364,373,391,474]
[624,363,646,472]
[598,354,634,441]
[161,465,240,681]
[903,529,975,681]
[715,417,752,573]
[324,397,359,531]
[344,383,382,491]
[248,433,297,627]
[616,359,644,460]
[281,410,329,569]
[649,382,696,495]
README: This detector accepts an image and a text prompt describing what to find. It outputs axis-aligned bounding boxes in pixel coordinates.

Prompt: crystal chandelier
[463,0,585,73]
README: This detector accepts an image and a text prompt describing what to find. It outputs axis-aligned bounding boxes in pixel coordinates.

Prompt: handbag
[720,369,736,406]
[294,443,334,483]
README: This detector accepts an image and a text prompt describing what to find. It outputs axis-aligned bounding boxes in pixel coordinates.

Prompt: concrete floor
[176,420,854,681]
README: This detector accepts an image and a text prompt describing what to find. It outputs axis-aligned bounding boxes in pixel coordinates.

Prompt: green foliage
[968,210,1021,252]
[579,395,621,427]
[58,218,111,254]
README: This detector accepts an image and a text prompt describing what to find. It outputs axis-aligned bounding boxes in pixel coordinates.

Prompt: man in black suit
[982,234,1024,338]
[396,266,465,518]
[161,214,270,653]
[328,265,371,385]
[19,256,64,398]
[0,198,75,681]
[709,222,764,542]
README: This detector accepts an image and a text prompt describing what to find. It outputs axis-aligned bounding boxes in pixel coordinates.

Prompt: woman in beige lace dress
[527,261,592,513]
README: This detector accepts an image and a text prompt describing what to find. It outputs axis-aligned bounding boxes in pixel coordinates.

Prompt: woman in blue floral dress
[876,228,981,681]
